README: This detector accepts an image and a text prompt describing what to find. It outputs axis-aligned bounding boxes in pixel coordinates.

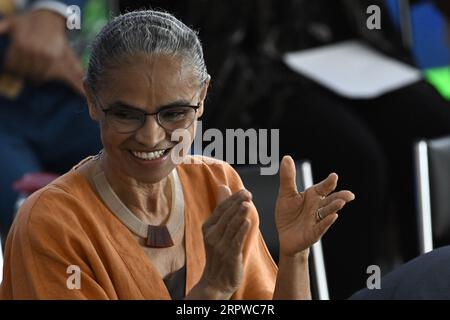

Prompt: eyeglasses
[94,96,201,134]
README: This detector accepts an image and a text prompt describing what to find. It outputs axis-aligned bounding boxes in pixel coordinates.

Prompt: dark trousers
[0,82,101,239]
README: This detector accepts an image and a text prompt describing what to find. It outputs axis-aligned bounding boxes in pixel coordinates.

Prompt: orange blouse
[0,156,277,299]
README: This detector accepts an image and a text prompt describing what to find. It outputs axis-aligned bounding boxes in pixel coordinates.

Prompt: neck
[101,154,172,225]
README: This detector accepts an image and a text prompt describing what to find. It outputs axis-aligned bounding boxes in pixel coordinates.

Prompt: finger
[315,213,339,238]
[26,52,46,82]
[228,218,251,258]
[208,187,251,225]
[61,49,85,96]
[4,43,32,77]
[202,189,250,238]
[47,48,85,96]
[218,185,232,202]
[318,199,346,220]
[218,201,250,244]
[62,68,85,96]
[0,18,11,34]
[3,44,19,73]
[206,199,251,244]
[313,173,338,198]
[319,190,355,207]
[278,155,298,197]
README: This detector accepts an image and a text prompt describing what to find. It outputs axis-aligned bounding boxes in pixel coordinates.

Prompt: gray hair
[86,10,208,91]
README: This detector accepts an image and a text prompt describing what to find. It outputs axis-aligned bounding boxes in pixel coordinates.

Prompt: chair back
[415,136,450,254]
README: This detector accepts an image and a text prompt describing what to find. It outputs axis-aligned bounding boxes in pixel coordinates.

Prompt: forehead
[97,53,199,109]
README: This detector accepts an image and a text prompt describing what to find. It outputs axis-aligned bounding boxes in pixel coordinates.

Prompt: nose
[134,115,167,147]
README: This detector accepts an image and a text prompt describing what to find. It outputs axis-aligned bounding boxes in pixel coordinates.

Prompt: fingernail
[242,189,252,199]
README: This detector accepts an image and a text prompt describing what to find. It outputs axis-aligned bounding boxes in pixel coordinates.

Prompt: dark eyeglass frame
[94,95,201,134]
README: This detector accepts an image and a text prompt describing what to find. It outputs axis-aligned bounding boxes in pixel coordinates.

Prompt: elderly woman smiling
[0,10,354,300]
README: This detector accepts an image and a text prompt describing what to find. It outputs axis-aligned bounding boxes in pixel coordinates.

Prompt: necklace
[91,154,184,248]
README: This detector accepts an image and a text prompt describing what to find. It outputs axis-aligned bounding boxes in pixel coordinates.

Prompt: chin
[132,170,173,184]
[125,156,176,184]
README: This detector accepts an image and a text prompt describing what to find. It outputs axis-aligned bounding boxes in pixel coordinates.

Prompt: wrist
[187,278,233,300]
[279,249,310,264]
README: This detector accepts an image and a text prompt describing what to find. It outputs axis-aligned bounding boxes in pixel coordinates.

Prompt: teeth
[131,150,166,161]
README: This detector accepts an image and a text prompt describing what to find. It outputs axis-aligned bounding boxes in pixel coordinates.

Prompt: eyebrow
[105,99,195,112]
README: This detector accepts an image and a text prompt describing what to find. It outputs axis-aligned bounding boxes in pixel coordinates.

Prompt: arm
[0,190,110,299]
[185,186,253,300]
[186,161,277,300]
[273,156,355,299]
[183,157,351,300]
[274,251,311,300]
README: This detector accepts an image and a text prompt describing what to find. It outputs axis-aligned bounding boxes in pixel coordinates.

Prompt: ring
[316,208,323,222]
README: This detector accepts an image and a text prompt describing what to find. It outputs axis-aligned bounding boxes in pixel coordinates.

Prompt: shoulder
[11,170,94,246]
[176,155,260,225]
[177,155,243,191]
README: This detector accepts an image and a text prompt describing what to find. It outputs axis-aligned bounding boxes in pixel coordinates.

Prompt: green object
[424,66,450,101]
[81,0,110,68]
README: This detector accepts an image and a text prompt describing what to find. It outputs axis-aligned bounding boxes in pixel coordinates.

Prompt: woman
[0,10,354,299]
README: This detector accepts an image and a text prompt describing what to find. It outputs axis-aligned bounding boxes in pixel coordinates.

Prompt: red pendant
[145,225,174,248]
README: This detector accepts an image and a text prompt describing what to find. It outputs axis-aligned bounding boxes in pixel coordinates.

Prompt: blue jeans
[0,82,101,238]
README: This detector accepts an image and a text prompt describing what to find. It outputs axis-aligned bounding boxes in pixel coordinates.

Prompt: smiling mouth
[129,148,171,161]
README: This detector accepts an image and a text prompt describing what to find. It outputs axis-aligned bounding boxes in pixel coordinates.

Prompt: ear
[83,80,100,121]
[197,74,210,118]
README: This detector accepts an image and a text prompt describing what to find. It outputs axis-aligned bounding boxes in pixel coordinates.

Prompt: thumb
[278,155,298,197]
[217,185,232,203]
[0,18,11,34]
[63,67,85,97]
[50,46,85,96]
[61,47,85,96]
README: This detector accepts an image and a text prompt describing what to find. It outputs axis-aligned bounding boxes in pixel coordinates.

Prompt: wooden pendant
[145,225,174,248]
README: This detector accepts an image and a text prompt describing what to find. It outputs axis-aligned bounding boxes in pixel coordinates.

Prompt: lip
[127,148,172,166]
[131,148,168,153]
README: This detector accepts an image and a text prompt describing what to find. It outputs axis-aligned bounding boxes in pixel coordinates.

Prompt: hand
[196,185,252,299]
[45,44,85,96]
[0,10,84,95]
[275,156,355,257]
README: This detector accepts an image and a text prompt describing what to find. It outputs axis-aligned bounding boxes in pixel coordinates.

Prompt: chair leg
[414,140,434,254]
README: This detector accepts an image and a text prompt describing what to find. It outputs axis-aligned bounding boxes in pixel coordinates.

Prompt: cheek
[168,123,197,162]
[100,122,131,152]
[182,122,197,149]
[170,122,197,143]
[189,121,198,143]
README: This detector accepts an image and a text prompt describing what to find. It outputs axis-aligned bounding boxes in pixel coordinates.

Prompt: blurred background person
[0,0,102,241]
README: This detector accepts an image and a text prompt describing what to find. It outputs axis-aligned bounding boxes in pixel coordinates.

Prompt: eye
[109,109,142,121]
[159,107,191,121]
